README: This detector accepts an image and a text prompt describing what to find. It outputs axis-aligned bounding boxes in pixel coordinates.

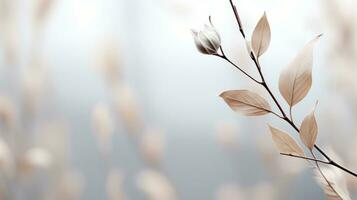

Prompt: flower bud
[192,18,221,55]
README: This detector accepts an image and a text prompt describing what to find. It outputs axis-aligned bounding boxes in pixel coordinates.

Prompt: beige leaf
[251,12,271,57]
[279,35,321,106]
[269,125,304,156]
[220,90,271,116]
[315,166,351,200]
[300,106,318,150]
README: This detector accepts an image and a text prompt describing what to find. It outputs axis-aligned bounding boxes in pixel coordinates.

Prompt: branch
[228,0,245,38]
[226,0,357,177]
[269,110,284,119]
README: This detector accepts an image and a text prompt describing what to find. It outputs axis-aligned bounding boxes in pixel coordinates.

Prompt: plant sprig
[192,0,356,199]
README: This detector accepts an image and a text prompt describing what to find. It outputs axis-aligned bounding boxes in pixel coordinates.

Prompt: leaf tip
[218,92,225,98]
[267,124,275,132]
[260,12,268,22]
[314,100,319,110]
[208,15,213,24]
[190,29,197,35]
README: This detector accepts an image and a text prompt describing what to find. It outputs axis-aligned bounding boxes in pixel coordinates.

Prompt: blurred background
[0,0,357,199]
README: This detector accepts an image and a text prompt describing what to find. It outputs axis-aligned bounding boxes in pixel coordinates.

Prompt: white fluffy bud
[192,18,221,55]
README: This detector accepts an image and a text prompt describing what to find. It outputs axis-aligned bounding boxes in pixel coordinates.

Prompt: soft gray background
[1,0,357,199]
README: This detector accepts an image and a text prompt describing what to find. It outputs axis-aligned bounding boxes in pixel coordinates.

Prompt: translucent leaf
[251,13,271,57]
[300,106,318,150]
[220,90,271,116]
[315,165,351,200]
[269,125,304,156]
[279,35,321,106]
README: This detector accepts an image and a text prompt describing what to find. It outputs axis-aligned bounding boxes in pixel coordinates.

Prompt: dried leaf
[251,12,271,57]
[300,106,318,150]
[269,125,304,156]
[279,35,321,106]
[220,90,271,116]
[315,166,351,200]
[257,136,306,176]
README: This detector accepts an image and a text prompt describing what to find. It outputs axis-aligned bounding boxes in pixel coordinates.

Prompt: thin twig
[280,153,330,164]
[214,48,261,84]
[269,110,284,119]
[285,116,357,176]
[229,0,245,38]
